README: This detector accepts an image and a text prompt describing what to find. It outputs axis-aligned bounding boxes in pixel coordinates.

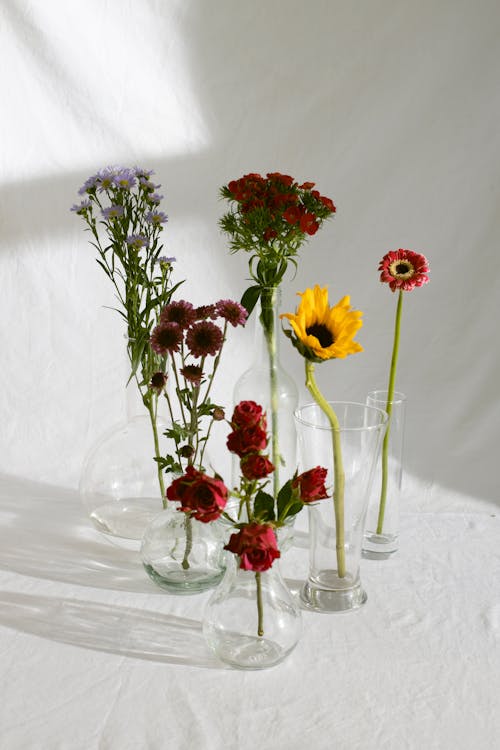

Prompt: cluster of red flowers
[226,400,275,480]
[150,298,247,363]
[225,171,336,241]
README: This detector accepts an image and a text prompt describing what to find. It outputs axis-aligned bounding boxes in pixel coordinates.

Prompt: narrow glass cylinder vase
[203,555,302,669]
[295,402,388,612]
[363,390,406,558]
[140,505,226,594]
[232,287,298,502]
[79,382,167,547]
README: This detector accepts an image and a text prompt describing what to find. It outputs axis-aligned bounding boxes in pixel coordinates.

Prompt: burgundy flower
[160,300,197,329]
[186,321,224,357]
[226,425,267,457]
[181,364,204,384]
[215,299,248,328]
[149,371,168,393]
[231,401,265,429]
[225,523,281,572]
[150,322,183,355]
[379,249,430,292]
[195,304,217,320]
[293,467,329,502]
[166,466,228,523]
[240,454,275,480]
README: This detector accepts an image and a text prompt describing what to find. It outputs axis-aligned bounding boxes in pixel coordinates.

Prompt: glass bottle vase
[363,390,406,558]
[203,555,302,669]
[232,287,298,501]
[295,401,388,612]
[140,505,227,594]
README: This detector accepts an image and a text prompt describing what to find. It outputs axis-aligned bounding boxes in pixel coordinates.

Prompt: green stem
[261,288,280,500]
[376,290,403,534]
[305,361,346,578]
[255,572,264,637]
[145,394,167,508]
[181,514,193,570]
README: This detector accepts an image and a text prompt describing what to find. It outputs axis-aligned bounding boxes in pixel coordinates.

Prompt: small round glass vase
[140,505,226,594]
[295,401,388,613]
[363,390,406,558]
[203,555,302,669]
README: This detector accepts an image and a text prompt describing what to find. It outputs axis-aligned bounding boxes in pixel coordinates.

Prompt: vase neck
[253,287,282,365]
[125,380,146,420]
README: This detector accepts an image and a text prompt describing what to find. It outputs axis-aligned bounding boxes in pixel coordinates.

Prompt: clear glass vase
[295,401,388,612]
[79,383,167,547]
[140,505,226,594]
[232,287,298,502]
[203,555,302,669]
[363,390,406,558]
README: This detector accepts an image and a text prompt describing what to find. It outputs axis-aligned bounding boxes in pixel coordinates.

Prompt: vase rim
[295,401,389,432]
[367,389,407,404]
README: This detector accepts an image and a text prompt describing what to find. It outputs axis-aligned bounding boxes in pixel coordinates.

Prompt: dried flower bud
[149,371,168,393]
[180,444,195,459]
[212,406,225,421]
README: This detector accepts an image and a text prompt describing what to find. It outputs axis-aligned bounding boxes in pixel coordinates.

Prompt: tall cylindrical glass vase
[295,402,387,612]
[363,390,406,558]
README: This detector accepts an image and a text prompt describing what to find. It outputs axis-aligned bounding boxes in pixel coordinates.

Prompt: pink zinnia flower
[160,300,197,329]
[150,322,183,355]
[215,299,248,327]
[186,321,224,357]
[379,249,430,292]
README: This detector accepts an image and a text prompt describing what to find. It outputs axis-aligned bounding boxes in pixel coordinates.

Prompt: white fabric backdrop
[1,0,499,504]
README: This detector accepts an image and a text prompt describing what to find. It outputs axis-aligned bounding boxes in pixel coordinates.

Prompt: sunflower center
[306,323,334,348]
[389,259,415,280]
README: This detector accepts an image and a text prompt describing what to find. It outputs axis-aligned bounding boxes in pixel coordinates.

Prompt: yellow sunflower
[281,285,363,361]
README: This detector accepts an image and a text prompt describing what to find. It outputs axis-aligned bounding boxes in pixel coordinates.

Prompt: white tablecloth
[0,474,498,750]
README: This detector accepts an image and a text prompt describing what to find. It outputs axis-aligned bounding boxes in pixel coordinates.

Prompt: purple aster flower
[148,193,164,205]
[146,210,168,225]
[102,205,125,219]
[139,178,158,192]
[150,322,183,355]
[215,299,248,327]
[78,175,98,195]
[157,256,176,265]
[160,300,197,329]
[186,321,224,358]
[112,169,137,190]
[70,199,91,214]
[134,167,155,179]
[126,234,149,249]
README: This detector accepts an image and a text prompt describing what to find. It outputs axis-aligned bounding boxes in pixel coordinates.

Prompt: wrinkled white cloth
[0,475,499,749]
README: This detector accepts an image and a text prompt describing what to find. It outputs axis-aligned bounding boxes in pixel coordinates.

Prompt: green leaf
[253,490,275,522]
[240,285,262,317]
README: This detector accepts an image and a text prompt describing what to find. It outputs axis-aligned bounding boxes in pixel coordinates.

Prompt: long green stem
[376,290,403,534]
[261,288,280,499]
[145,394,167,508]
[255,572,264,637]
[305,361,346,577]
[181,514,193,570]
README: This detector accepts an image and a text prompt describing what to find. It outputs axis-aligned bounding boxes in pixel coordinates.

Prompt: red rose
[293,466,329,502]
[231,400,265,429]
[299,212,319,235]
[166,466,228,522]
[240,454,275,480]
[225,523,281,571]
[226,425,267,457]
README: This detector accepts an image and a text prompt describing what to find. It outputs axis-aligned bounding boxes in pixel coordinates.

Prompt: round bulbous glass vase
[79,384,167,548]
[203,555,302,669]
[295,401,388,613]
[363,390,406,559]
[140,505,226,594]
[232,287,299,501]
